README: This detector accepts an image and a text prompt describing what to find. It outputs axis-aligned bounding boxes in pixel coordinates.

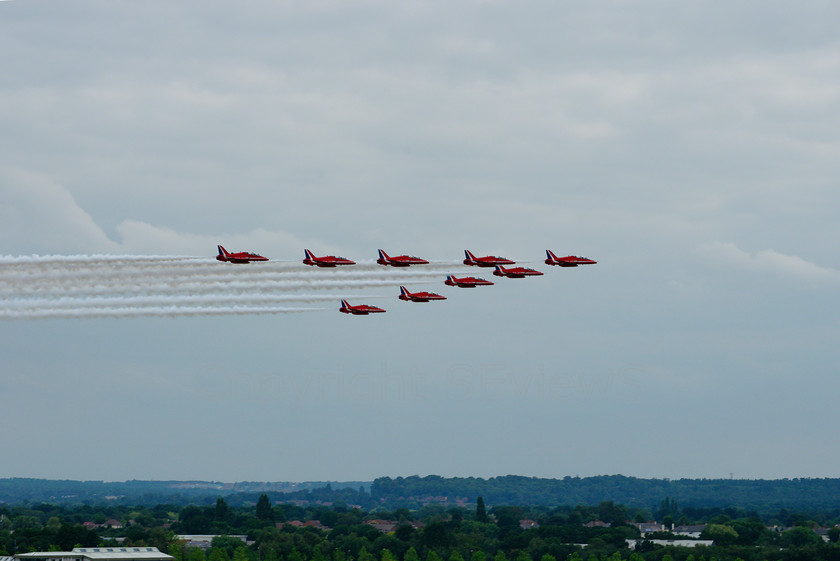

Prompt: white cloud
[0,169,119,254]
[115,220,319,258]
[697,241,840,284]
[0,170,334,258]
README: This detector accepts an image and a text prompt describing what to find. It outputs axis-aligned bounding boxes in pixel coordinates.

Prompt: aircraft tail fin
[378,249,388,260]
[218,245,229,256]
[464,249,475,260]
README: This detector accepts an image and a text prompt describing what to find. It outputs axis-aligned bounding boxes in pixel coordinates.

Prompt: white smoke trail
[6,293,374,310]
[0,254,203,265]
[0,305,325,320]
[0,259,464,284]
[0,253,477,320]
[0,275,447,299]
[0,262,460,297]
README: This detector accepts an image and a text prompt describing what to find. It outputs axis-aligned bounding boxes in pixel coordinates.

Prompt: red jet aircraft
[398,286,447,302]
[303,249,356,267]
[339,299,386,315]
[493,265,544,278]
[216,245,269,263]
[463,250,516,267]
[444,274,494,288]
[377,249,429,267]
[545,250,597,267]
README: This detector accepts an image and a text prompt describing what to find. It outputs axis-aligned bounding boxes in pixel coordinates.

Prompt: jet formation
[216,246,596,315]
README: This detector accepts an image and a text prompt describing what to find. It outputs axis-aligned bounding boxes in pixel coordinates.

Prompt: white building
[627,539,714,549]
[16,547,173,561]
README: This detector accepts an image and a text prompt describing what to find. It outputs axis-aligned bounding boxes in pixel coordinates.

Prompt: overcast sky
[1,0,839,483]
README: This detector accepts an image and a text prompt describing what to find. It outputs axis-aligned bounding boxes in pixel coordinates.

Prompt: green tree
[233,546,252,561]
[256,495,274,524]
[828,526,840,543]
[513,553,531,561]
[701,524,739,546]
[212,536,247,559]
[476,498,488,524]
[208,548,231,561]
[426,552,441,561]
[187,547,207,561]
[781,526,822,547]
[404,547,420,561]
[420,522,453,550]
[447,552,464,561]
[215,499,229,523]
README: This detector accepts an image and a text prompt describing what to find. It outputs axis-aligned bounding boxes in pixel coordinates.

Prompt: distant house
[814,527,832,543]
[104,519,123,529]
[519,520,539,530]
[673,525,706,538]
[176,536,248,550]
[367,520,398,533]
[282,520,331,531]
[634,522,665,535]
[583,520,611,528]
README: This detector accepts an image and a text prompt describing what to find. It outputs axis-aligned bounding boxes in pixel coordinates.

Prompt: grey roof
[17,548,173,561]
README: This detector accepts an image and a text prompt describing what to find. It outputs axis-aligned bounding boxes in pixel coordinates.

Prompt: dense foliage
[1,494,839,561]
[371,475,840,512]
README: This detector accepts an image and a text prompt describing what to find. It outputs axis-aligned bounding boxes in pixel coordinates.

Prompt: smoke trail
[0,259,464,284]
[0,275,447,299]
[0,253,479,319]
[5,293,375,310]
[0,262,460,297]
[0,305,325,320]
[0,254,203,265]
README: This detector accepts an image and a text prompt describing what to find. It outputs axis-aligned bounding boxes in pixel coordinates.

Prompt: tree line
[2,494,840,561]
[370,475,840,513]
[6,476,840,514]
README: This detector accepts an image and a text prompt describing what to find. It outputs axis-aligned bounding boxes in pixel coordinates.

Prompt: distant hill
[0,478,369,506]
[370,475,840,512]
